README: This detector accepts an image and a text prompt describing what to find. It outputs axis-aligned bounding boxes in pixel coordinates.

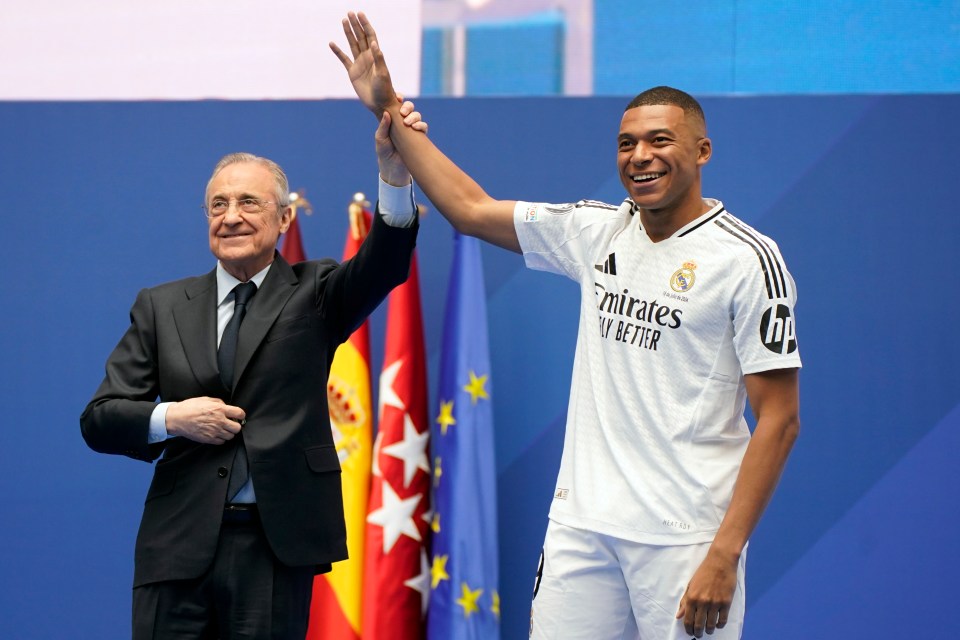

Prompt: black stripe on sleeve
[576,199,620,211]
[724,217,788,298]
[715,218,775,299]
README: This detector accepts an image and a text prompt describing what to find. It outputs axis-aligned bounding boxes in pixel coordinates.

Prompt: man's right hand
[165,397,245,445]
[330,11,398,117]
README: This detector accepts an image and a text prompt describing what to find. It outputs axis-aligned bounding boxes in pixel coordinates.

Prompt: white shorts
[529,520,746,639]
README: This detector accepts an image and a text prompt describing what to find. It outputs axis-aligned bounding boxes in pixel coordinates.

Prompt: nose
[631,142,653,165]
[221,201,245,223]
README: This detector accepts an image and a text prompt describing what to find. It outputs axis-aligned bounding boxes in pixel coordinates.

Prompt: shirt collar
[216,262,272,306]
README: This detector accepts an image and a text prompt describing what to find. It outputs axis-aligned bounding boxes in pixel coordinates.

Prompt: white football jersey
[515,198,802,544]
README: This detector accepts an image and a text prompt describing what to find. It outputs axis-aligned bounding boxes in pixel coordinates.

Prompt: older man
[81,108,425,638]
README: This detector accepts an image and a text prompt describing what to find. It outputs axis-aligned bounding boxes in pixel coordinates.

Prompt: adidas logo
[594,253,617,275]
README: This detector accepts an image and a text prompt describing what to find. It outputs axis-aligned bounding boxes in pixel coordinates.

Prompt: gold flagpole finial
[349,192,371,240]
[288,190,313,223]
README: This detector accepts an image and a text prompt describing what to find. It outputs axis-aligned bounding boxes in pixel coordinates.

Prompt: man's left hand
[676,548,739,637]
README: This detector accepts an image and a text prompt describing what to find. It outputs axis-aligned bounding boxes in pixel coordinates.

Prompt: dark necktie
[218,281,257,389]
[219,281,257,501]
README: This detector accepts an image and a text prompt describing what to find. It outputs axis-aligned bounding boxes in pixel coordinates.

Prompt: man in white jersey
[332,13,800,639]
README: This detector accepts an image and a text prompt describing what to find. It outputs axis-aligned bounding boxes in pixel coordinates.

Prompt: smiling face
[617,104,712,233]
[206,161,291,281]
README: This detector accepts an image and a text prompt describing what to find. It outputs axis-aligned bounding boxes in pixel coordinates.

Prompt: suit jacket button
[217,467,228,478]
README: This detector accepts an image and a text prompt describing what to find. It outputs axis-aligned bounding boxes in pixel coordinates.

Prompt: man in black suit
[81,106,426,638]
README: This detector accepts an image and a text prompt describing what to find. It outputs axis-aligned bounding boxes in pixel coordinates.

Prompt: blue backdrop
[420,1,960,97]
[1,94,958,638]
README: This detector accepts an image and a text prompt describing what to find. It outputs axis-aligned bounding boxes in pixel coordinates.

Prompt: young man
[333,13,800,638]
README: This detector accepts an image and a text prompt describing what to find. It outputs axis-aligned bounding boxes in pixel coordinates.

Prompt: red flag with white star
[362,252,432,639]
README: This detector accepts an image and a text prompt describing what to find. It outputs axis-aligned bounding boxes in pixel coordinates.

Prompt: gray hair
[205,152,291,212]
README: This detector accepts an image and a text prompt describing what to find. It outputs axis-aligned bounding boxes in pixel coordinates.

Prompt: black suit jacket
[81,214,417,587]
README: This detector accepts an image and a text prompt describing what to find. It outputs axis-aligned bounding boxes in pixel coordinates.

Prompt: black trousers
[132,516,314,640]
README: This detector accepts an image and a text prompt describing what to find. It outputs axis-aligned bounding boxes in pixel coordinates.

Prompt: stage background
[2,94,958,638]
[2,2,959,639]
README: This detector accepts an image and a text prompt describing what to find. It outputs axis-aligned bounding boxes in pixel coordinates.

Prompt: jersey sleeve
[729,233,803,375]
[514,200,623,280]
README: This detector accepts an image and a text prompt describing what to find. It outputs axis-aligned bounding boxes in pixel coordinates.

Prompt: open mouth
[631,172,665,184]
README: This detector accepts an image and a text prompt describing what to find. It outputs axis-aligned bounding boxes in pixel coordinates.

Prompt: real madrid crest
[670,261,697,292]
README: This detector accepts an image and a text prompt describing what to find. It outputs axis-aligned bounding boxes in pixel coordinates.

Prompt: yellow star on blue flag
[463,371,489,404]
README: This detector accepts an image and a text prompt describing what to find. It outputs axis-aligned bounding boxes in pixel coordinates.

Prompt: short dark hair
[625,86,706,131]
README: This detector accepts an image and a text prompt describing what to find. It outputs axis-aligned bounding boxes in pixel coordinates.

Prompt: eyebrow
[209,191,262,201]
[618,128,677,140]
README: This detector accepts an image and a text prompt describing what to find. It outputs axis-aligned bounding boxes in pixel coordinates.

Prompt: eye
[239,198,262,212]
[209,199,228,213]
[618,139,635,151]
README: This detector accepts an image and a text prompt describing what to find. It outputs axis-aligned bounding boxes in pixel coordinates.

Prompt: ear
[278,206,293,233]
[696,136,712,166]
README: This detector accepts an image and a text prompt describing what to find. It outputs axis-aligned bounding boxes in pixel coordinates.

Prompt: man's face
[206,162,291,280]
[617,104,711,215]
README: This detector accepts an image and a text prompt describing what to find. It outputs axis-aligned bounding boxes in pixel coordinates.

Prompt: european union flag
[427,233,500,640]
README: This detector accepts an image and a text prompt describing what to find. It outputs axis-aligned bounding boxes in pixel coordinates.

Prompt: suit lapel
[232,254,299,392]
[172,269,224,394]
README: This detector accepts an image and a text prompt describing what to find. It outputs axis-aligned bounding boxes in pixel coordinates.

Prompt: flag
[280,209,308,264]
[362,250,432,639]
[297,204,374,640]
[427,233,500,640]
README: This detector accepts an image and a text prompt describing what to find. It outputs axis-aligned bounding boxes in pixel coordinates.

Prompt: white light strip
[0,0,421,100]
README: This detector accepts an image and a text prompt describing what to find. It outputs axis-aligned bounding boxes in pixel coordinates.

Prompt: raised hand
[377,99,428,186]
[330,11,398,116]
[397,98,428,135]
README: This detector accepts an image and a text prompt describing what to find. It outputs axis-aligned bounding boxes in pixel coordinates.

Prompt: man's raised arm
[330,11,521,253]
